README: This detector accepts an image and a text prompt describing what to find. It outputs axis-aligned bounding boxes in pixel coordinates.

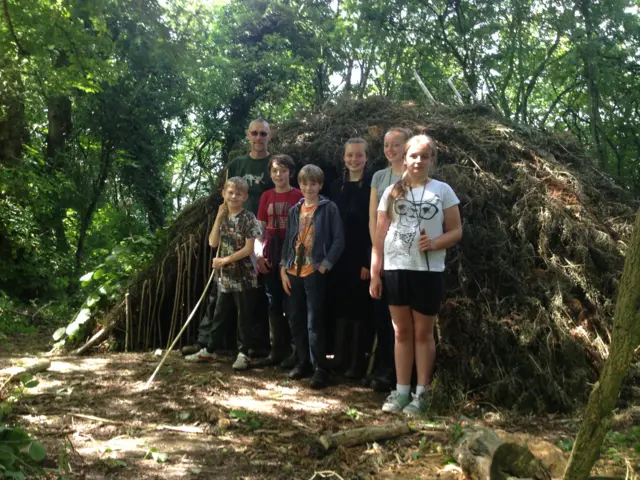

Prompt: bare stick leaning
[144,202,226,390]
[142,267,216,390]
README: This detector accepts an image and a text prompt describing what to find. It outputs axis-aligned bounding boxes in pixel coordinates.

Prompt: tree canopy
[1,0,639,301]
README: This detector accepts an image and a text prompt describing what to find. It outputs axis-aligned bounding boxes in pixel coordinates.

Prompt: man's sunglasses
[249,131,269,137]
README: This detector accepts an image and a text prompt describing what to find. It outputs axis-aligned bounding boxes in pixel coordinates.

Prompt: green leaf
[147,448,168,463]
[229,410,248,419]
[4,428,30,445]
[53,327,66,341]
[76,308,91,324]
[0,444,16,466]
[86,295,100,307]
[79,271,94,283]
[28,441,46,462]
[65,322,81,337]
[190,467,202,474]
[18,373,38,389]
[4,471,25,480]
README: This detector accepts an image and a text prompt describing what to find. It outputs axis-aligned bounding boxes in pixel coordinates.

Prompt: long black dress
[329,174,374,322]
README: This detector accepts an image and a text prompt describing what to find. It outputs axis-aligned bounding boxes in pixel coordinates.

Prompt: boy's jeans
[206,288,259,355]
[287,271,327,369]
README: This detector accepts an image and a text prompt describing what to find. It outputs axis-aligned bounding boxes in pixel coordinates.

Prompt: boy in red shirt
[256,155,304,366]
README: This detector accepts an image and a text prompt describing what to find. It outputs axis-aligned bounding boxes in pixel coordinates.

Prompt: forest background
[1,0,639,339]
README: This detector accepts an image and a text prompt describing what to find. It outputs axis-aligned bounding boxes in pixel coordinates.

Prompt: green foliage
[0,374,47,479]
[144,447,168,463]
[53,235,157,348]
[1,0,640,322]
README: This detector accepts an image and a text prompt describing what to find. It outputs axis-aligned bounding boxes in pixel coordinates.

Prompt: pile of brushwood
[83,97,638,413]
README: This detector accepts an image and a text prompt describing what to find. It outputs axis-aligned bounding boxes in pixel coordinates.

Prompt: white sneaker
[184,348,217,363]
[402,391,429,416]
[232,352,251,370]
[381,391,411,413]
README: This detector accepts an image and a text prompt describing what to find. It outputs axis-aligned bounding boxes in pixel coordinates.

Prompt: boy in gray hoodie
[280,165,345,389]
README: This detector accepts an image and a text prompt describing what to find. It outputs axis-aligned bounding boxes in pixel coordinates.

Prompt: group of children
[183,119,463,415]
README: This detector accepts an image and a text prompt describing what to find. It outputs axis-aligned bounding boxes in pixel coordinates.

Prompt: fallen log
[318,421,411,450]
[454,427,551,480]
[0,358,51,392]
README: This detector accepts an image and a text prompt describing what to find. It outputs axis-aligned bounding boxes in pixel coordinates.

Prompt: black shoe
[279,351,298,370]
[370,376,394,392]
[254,354,278,367]
[248,347,269,359]
[181,344,202,356]
[288,362,313,380]
[310,368,330,389]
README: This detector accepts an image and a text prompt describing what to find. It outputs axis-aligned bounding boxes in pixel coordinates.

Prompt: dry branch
[0,358,51,392]
[318,421,411,450]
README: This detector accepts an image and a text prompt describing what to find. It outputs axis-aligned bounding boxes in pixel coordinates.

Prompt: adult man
[226,118,274,215]
[182,118,276,359]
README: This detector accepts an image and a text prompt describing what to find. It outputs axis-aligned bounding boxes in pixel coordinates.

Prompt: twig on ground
[309,471,345,480]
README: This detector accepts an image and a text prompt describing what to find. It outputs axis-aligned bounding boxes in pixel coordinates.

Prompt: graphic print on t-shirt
[267,201,290,230]
[243,173,264,186]
[388,195,441,263]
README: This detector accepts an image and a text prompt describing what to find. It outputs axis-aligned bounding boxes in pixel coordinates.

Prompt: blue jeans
[287,271,327,369]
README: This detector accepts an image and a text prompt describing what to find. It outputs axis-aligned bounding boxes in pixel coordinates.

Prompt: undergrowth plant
[0,374,47,479]
[52,235,158,350]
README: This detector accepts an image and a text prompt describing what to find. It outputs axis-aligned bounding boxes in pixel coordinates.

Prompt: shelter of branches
[94,97,638,413]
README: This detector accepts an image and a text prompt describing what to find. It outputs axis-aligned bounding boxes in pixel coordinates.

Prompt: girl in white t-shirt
[370,135,462,415]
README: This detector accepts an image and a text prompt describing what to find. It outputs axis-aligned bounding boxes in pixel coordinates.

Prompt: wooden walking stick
[143,201,227,390]
[142,267,216,390]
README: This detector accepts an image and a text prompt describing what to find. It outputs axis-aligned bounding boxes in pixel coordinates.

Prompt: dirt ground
[1,333,639,480]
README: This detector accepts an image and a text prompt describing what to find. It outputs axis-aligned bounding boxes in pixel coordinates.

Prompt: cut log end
[455,427,551,480]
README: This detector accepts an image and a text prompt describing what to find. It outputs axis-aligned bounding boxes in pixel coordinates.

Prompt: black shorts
[384,270,445,316]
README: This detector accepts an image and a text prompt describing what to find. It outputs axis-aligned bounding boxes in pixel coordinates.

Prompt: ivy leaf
[65,322,81,338]
[76,308,91,325]
[53,327,66,341]
[18,373,38,388]
[86,295,100,307]
[4,471,25,480]
[229,410,248,419]
[0,444,16,467]
[79,271,94,283]
[27,441,46,462]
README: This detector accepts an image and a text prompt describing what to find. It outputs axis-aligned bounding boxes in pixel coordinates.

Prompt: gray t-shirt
[371,167,403,202]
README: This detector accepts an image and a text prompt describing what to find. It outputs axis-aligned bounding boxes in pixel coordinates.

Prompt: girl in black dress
[329,137,374,379]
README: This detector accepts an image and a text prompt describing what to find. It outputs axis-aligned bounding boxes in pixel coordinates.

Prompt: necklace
[408,183,431,271]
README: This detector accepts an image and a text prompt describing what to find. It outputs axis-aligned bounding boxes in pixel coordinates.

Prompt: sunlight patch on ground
[220,383,342,415]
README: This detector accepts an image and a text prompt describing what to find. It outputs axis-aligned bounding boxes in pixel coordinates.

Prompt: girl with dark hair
[329,137,374,379]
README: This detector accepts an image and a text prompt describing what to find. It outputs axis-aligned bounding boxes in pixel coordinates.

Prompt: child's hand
[318,265,328,274]
[212,257,229,269]
[216,203,229,219]
[360,267,370,280]
[281,270,292,296]
[256,256,270,274]
[369,275,383,299]
[418,228,437,251]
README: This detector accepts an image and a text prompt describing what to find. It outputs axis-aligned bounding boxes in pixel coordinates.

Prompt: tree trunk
[577,0,607,170]
[76,141,113,266]
[0,86,27,166]
[563,209,640,480]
